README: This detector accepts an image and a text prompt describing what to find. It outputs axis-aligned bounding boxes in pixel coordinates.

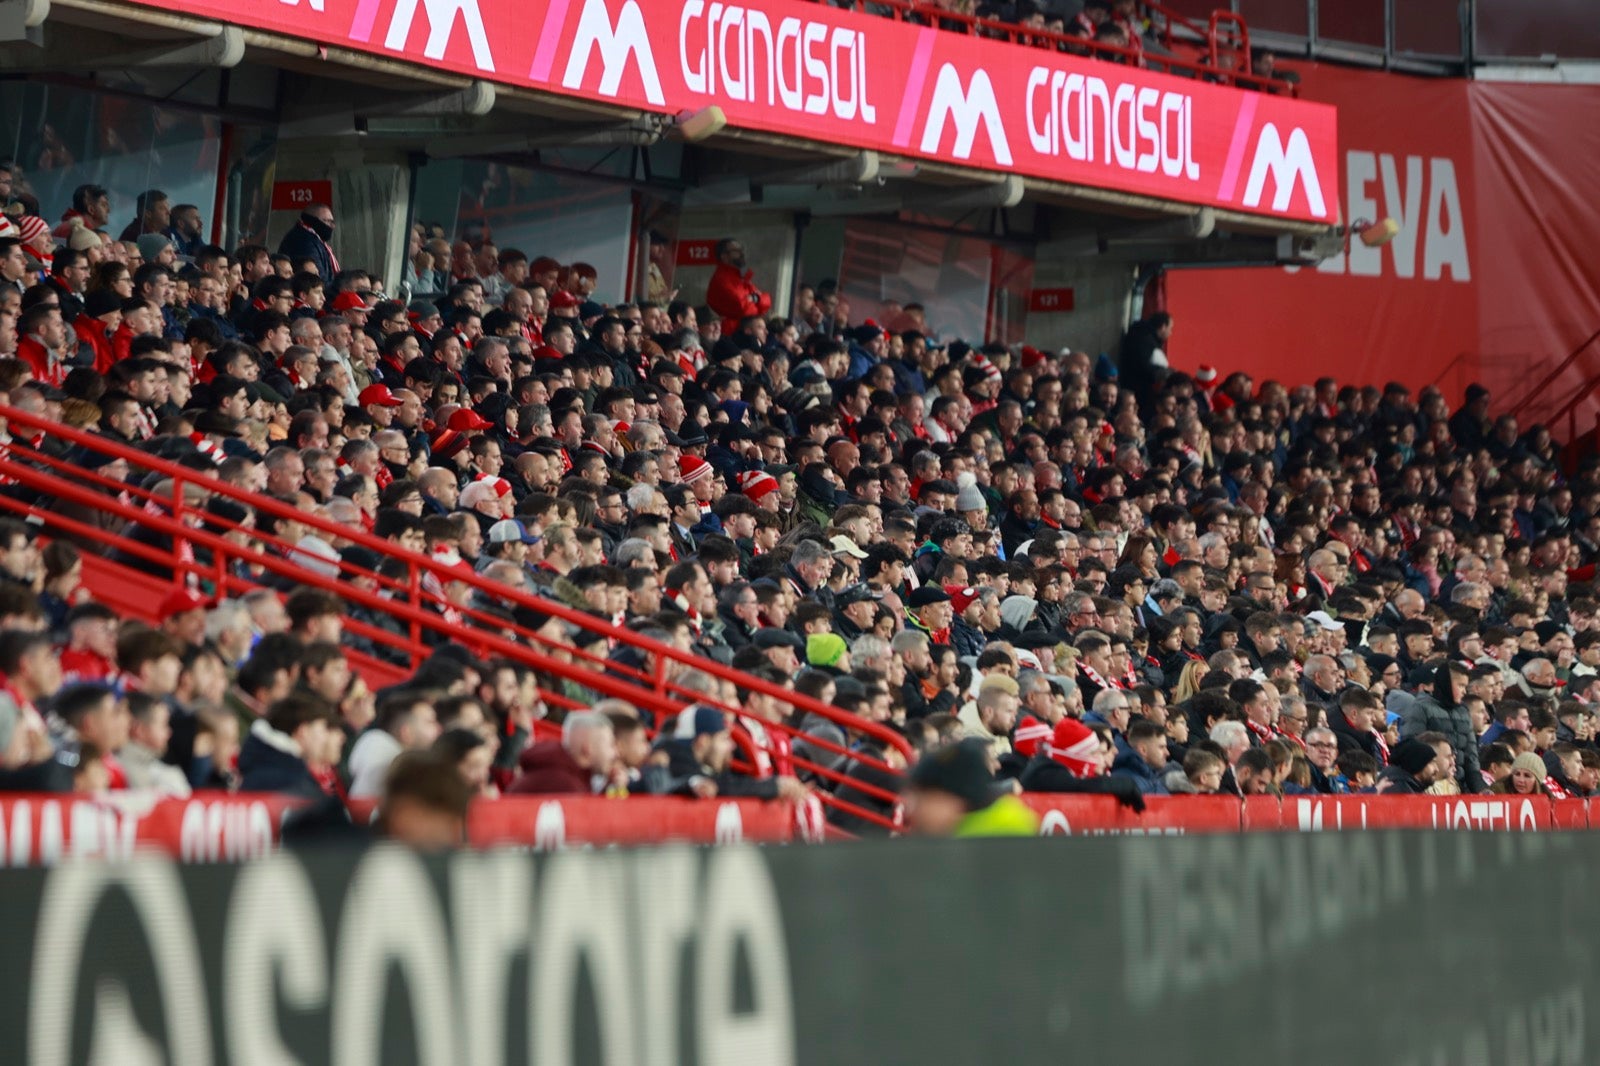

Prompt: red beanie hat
[738,469,778,502]
[1195,364,1218,385]
[679,455,712,484]
[1013,714,1051,759]
[1048,718,1102,778]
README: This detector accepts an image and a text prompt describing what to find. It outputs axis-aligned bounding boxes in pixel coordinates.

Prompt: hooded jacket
[1110,749,1170,794]
[277,212,338,281]
[237,719,325,799]
[1396,662,1482,793]
[1017,755,1146,809]
[507,739,594,795]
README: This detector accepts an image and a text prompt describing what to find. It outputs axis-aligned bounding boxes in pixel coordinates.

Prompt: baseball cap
[828,534,868,560]
[488,519,541,545]
[158,587,210,620]
[673,705,728,739]
[908,586,952,608]
[358,383,403,408]
[946,585,981,614]
[447,408,494,432]
[331,291,369,313]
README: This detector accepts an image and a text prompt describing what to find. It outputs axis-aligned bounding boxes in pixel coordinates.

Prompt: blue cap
[674,705,728,739]
[1385,711,1401,727]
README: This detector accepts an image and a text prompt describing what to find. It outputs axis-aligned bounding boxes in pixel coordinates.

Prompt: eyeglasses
[1307,741,1338,749]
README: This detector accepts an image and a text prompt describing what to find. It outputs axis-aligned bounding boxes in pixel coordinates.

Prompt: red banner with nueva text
[108,0,1335,223]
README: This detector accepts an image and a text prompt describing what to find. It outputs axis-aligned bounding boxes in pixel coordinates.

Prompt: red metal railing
[0,405,909,829]
[1506,325,1600,424]
[822,0,1287,92]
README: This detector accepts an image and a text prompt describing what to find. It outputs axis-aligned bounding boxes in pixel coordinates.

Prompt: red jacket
[17,336,64,386]
[507,740,595,795]
[74,317,116,374]
[111,323,138,365]
[705,263,771,336]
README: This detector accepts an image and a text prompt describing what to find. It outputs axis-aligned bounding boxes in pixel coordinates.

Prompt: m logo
[533,802,567,850]
[378,0,495,72]
[919,63,1013,167]
[714,803,745,843]
[561,0,665,106]
[1242,122,1327,218]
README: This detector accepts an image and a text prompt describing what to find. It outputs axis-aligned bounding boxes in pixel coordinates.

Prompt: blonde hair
[1173,660,1209,704]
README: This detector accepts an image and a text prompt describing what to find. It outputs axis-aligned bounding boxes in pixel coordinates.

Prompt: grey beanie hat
[999,595,1038,632]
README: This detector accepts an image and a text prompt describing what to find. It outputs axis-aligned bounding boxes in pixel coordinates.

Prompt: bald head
[1392,589,1425,619]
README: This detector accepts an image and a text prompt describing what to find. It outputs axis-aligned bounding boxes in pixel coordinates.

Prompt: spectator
[508,709,616,795]
[705,238,771,337]
[347,692,442,798]
[237,693,336,798]
[277,204,339,281]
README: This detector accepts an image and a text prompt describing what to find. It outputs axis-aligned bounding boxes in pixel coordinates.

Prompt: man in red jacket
[705,238,770,336]
[16,303,67,385]
[508,710,618,794]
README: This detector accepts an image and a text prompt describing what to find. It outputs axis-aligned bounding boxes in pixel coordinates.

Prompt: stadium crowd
[0,164,1595,839]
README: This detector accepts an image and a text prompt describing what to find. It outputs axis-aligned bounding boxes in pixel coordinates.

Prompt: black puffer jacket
[1397,662,1482,793]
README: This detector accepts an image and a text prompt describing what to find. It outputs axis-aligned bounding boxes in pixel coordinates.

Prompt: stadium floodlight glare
[1353,217,1401,248]
[675,106,727,143]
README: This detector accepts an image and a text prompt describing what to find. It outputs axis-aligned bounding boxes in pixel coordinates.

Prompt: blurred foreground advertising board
[2,834,1594,1065]
[109,0,1334,222]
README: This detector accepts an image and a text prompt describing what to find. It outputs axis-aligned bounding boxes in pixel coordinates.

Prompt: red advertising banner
[0,794,304,867]
[0,793,811,865]
[109,0,1335,223]
[1026,793,1245,834]
[1552,798,1589,831]
[462,793,812,847]
[1167,65,1600,423]
[1278,793,1553,832]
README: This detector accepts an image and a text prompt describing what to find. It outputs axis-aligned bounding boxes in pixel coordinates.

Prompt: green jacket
[955,795,1040,838]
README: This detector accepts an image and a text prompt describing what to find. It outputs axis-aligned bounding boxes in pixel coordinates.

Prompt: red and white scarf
[1079,662,1123,692]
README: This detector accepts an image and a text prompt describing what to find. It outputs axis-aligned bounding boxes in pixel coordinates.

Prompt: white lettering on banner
[715,801,745,842]
[1242,122,1327,218]
[536,853,640,1064]
[680,2,875,121]
[1320,151,1471,281]
[1026,69,1197,179]
[698,848,797,1066]
[332,849,457,1066]
[179,799,275,862]
[224,857,329,1066]
[920,64,1012,166]
[1294,797,1368,831]
[29,849,797,1065]
[382,0,496,73]
[280,0,324,10]
[30,858,215,1066]
[450,852,532,1066]
[1428,798,1538,831]
[533,799,568,849]
[562,0,665,106]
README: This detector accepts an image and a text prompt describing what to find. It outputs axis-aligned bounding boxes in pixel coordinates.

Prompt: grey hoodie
[1000,595,1038,632]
